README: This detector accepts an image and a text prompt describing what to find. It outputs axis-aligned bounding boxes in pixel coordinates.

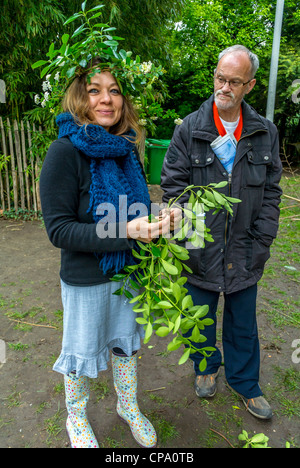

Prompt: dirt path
[0,182,299,449]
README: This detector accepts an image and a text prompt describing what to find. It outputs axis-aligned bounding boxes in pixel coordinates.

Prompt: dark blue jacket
[161,95,282,294]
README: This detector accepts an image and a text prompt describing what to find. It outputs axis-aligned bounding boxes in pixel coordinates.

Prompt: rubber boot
[64,372,99,448]
[111,353,157,448]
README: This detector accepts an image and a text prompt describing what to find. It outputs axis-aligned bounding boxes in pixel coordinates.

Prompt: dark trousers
[186,282,262,399]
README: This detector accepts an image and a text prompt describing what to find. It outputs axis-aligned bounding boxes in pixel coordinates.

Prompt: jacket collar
[192,94,268,141]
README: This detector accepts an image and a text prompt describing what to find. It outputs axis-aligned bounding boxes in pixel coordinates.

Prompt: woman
[40,63,172,448]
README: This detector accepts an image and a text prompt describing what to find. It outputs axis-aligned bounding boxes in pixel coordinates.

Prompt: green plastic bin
[144,139,171,185]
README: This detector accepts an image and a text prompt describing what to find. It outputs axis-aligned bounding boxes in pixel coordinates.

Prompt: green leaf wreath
[31,1,178,132]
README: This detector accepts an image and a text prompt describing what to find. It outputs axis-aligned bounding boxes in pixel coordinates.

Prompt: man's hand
[160,207,182,231]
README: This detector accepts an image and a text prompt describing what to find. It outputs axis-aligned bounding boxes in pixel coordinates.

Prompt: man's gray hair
[218,45,260,78]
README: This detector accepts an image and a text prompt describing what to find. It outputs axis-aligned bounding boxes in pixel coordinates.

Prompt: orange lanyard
[213,102,243,141]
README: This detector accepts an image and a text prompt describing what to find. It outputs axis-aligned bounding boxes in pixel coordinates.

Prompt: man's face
[214,52,256,113]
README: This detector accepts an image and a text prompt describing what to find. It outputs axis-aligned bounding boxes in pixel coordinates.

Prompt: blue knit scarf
[56,112,151,275]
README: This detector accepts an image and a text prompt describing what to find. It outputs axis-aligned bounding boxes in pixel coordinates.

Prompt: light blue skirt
[53,280,144,378]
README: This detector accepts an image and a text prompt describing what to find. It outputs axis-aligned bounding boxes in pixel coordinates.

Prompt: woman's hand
[127,214,172,243]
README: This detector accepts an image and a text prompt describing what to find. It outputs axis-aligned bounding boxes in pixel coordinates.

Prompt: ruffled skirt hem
[53,333,143,379]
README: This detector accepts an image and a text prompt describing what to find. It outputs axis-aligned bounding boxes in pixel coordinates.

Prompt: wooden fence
[0,117,42,216]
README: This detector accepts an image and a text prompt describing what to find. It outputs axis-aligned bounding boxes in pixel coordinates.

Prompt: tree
[0,0,66,120]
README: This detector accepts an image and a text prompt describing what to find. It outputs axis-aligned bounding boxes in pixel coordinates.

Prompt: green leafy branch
[111,182,241,371]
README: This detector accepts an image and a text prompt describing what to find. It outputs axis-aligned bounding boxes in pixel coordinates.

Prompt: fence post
[14,120,26,211]
[7,118,18,210]
[0,116,10,211]
[21,120,31,211]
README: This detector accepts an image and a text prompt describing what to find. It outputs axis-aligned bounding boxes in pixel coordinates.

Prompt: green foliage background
[0,0,299,163]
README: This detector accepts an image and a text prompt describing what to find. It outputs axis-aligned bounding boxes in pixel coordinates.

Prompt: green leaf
[182,263,193,274]
[132,249,146,260]
[156,300,173,309]
[171,282,181,302]
[40,64,53,78]
[199,358,207,372]
[167,338,182,352]
[111,273,127,281]
[212,181,228,189]
[119,49,127,60]
[160,258,179,275]
[173,314,181,334]
[250,433,269,444]
[201,318,214,326]
[226,196,241,203]
[72,25,87,38]
[89,11,104,21]
[182,295,193,310]
[212,190,226,205]
[191,325,201,342]
[178,348,190,365]
[129,278,140,290]
[124,289,133,299]
[63,12,82,25]
[151,245,161,257]
[46,43,55,59]
[129,294,143,304]
[135,317,148,325]
[62,33,69,44]
[66,66,77,78]
[32,60,48,69]
[87,5,105,13]
[79,59,88,68]
[144,322,153,343]
[156,326,170,337]
[104,40,119,47]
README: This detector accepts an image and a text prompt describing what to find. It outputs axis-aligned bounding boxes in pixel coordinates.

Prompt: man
[161,45,282,419]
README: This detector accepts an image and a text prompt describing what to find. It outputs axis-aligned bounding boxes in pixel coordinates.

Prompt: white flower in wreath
[174,118,183,125]
[138,119,147,126]
[141,61,153,74]
[42,81,52,92]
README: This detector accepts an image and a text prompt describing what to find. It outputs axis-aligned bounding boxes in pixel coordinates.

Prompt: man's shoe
[194,370,219,398]
[241,395,273,420]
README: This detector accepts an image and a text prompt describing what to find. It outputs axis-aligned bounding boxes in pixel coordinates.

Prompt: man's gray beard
[214,90,236,110]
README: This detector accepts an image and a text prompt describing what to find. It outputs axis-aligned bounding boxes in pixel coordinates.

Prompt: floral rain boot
[111,353,157,448]
[64,372,99,448]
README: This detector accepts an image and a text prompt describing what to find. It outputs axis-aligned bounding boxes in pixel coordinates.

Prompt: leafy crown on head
[32,1,168,129]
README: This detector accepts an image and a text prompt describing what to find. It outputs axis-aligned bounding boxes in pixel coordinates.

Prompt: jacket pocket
[246,229,271,271]
[190,151,215,186]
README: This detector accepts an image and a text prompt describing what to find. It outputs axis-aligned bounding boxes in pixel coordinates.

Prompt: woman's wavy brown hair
[61,58,142,143]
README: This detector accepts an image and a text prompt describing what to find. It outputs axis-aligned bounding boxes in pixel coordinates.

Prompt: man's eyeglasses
[214,76,252,89]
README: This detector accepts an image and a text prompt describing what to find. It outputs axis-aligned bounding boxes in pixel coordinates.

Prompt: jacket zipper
[224,172,232,246]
